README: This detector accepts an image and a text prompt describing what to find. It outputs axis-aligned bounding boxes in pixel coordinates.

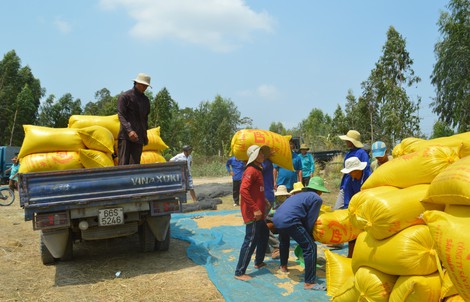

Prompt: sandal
[254,262,266,269]
[305,283,327,291]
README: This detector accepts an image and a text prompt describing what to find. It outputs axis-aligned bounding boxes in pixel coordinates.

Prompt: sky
[1,0,450,137]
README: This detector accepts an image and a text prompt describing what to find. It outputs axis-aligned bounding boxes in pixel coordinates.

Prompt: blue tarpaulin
[171,210,348,302]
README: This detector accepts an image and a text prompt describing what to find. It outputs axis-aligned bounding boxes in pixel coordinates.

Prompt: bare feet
[235,274,252,281]
[304,283,316,290]
[254,262,266,269]
[280,265,288,273]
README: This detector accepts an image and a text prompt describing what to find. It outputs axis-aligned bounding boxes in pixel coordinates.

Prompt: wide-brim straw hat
[134,73,152,87]
[246,145,270,166]
[290,182,304,194]
[299,144,310,151]
[341,156,367,174]
[339,130,364,148]
[302,176,330,193]
[274,185,291,196]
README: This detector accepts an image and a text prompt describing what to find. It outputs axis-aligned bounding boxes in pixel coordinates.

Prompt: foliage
[431,0,470,132]
[37,94,82,128]
[190,154,228,177]
[83,88,117,116]
[430,120,455,138]
[268,122,287,135]
[297,108,335,151]
[359,26,422,146]
[0,50,44,146]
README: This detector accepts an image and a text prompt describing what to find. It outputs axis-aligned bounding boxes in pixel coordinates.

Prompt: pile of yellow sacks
[18,114,169,173]
[315,131,470,302]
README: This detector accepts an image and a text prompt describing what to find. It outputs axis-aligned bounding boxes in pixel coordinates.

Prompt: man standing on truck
[117,73,151,165]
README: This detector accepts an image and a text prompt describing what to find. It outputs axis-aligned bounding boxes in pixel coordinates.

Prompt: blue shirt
[343,169,371,208]
[340,148,370,190]
[273,191,323,234]
[225,156,245,181]
[299,152,315,177]
[274,152,302,190]
[262,159,275,204]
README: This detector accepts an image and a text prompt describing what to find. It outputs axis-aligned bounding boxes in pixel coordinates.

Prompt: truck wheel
[155,228,170,251]
[139,222,156,252]
[61,231,74,261]
[40,234,56,265]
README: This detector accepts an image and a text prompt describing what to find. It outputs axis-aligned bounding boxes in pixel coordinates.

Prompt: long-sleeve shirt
[225,156,245,181]
[343,169,371,208]
[272,191,323,235]
[299,152,315,177]
[240,164,266,224]
[117,86,150,145]
[340,148,370,190]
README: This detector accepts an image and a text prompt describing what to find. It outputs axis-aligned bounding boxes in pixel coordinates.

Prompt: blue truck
[19,161,189,265]
[0,146,21,184]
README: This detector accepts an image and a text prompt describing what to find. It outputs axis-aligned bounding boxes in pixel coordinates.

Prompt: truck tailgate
[19,162,189,220]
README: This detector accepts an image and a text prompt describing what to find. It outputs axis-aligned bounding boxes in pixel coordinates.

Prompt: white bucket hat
[341,157,367,174]
[246,145,270,166]
[134,73,151,87]
[339,130,364,148]
[275,185,291,196]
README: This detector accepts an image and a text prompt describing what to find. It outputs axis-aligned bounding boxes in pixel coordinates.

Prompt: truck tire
[139,222,156,252]
[61,231,74,261]
[40,234,56,265]
[155,228,170,251]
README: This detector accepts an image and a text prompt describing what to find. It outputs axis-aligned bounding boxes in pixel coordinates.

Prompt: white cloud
[53,17,72,34]
[256,84,280,100]
[99,0,274,52]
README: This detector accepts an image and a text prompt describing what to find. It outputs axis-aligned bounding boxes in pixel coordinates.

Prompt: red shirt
[240,164,266,223]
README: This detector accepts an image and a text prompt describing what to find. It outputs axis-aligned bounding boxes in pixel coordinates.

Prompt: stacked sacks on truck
[140,127,168,164]
[230,129,294,170]
[18,125,85,173]
[324,140,466,301]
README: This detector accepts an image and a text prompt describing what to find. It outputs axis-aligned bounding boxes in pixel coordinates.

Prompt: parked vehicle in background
[290,137,343,169]
[19,161,189,265]
[0,146,21,184]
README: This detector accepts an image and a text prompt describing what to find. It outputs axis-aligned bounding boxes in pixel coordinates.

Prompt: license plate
[98,208,124,226]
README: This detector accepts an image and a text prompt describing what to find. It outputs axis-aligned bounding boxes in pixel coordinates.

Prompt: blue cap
[371,141,387,158]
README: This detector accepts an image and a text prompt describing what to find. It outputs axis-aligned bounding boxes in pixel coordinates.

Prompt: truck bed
[19,162,189,220]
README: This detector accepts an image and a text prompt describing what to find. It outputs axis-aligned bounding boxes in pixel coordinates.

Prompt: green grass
[191,154,228,177]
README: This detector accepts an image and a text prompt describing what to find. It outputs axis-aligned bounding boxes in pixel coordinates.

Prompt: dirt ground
[0,176,339,302]
[0,178,233,302]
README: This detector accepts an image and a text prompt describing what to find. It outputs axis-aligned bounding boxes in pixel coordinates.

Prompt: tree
[430,120,455,138]
[190,96,241,156]
[0,50,44,145]
[37,93,82,128]
[268,122,287,135]
[431,0,470,133]
[83,88,117,116]
[149,88,183,152]
[360,26,422,147]
[297,108,333,151]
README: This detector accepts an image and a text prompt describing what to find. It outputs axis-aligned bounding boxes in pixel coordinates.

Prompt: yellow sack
[422,156,470,206]
[331,282,359,302]
[358,184,442,240]
[68,114,120,139]
[18,125,85,159]
[349,186,399,230]
[140,151,167,164]
[362,146,459,189]
[352,225,438,276]
[441,270,459,301]
[354,266,398,302]
[445,204,470,217]
[325,249,354,298]
[389,273,441,302]
[422,211,470,301]
[143,127,169,151]
[392,132,470,158]
[19,151,83,173]
[79,149,114,168]
[230,129,293,170]
[314,209,361,244]
[445,295,466,301]
[77,125,114,154]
